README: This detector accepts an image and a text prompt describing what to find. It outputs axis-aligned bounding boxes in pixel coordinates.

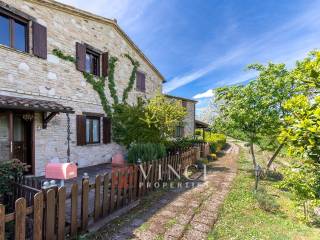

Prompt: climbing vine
[52,49,76,63]
[108,56,119,105]
[123,54,140,103]
[83,72,112,116]
[52,49,140,116]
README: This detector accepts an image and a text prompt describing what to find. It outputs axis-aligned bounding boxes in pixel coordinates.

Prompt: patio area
[31,162,114,190]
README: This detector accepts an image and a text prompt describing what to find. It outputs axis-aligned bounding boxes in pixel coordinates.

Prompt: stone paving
[98,143,239,240]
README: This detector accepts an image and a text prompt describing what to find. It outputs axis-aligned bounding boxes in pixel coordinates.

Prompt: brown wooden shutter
[182,101,187,108]
[181,126,185,137]
[136,72,141,91]
[32,21,47,59]
[76,42,86,72]
[102,52,109,77]
[76,115,86,146]
[103,117,111,144]
[141,73,146,92]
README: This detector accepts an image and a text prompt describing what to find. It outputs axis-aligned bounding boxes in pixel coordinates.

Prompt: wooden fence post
[33,192,44,240]
[102,174,110,216]
[70,184,78,238]
[116,170,122,209]
[0,204,5,240]
[15,198,26,240]
[45,189,55,240]
[122,170,128,206]
[128,166,134,203]
[110,171,116,213]
[57,187,66,240]
[81,179,89,232]
[133,165,138,200]
[94,175,102,221]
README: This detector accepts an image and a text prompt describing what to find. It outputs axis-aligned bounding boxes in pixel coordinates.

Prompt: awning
[195,120,209,129]
[0,95,74,113]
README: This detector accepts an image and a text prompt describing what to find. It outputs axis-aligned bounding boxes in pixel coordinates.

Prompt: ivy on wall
[52,49,140,116]
[108,56,119,105]
[82,72,112,116]
[52,49,76,63]
[122,54,140,104]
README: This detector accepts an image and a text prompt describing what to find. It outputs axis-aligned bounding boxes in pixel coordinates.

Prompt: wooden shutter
[76,115,86,146]
[102,52,109,77]
[136,72,146,92]
[32,21,47,59]
[181,126,185,137]
[76,42,86,72]
[141,73,146,92]
[103,117,111,144]
[182,101,187,108]
[136,72,141,91]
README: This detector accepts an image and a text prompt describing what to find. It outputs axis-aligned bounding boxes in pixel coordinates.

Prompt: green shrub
[164,138,203,153]
[207,153,217,161]
[205,133,227,153]
[255,188,280,213]
[0,159,29,203]
[128,143,166,164]
[195,129,202,136]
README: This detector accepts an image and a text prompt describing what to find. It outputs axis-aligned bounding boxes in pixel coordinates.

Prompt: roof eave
[27,0,165,82]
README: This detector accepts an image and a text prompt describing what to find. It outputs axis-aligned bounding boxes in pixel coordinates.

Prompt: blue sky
[59,0,320,117]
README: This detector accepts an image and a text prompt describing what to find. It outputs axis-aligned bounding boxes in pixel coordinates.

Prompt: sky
[58,0,320,118]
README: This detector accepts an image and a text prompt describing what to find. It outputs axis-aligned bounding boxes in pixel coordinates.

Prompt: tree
[214,63,295,168]
[280,95,320,161]
[278,161,320,219]
[279,51,320,161]
[112,94,187,147]
[143,93,187,140]
[112,99,160,147]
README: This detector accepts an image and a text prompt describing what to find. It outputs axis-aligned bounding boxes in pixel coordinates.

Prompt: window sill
[85,143,102,146]
[135,89,146,93]
[0,44,31,57]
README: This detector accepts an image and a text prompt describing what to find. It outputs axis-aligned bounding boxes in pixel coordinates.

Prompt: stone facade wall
[0,0,163,176]
[183,101,195,137]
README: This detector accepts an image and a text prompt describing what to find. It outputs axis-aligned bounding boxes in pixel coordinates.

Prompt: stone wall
[183,101,196,137]
[0,0,163,175]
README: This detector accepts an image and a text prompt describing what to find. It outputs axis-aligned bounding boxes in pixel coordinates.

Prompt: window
[0,11,28,52]
[85,49,100,76]
[175,124,184,138]
[77,114,111,146]
[85,116,100,144]
[136,71,146,92]
[182,101,187,108]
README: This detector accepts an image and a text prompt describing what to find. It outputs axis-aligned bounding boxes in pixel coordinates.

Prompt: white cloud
[164,1,320,93]
[163,48,246,93]
[193,89,214,99]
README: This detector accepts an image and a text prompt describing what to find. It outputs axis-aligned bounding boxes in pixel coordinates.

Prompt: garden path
[94,143,239,240]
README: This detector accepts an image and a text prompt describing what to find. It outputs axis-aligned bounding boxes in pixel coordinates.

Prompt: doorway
[0,110,34,174]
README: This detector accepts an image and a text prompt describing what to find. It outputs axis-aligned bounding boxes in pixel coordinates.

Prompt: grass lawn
[208,141,320,240]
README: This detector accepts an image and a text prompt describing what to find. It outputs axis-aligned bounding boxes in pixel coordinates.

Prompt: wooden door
[12,115,26,162]
[0,112,10,162]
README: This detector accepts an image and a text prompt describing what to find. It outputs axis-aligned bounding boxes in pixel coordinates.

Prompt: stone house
[165,95,197,138]
[0,0,195,176]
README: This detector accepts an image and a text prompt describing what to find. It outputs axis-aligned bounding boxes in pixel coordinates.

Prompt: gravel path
[96,143,239,240]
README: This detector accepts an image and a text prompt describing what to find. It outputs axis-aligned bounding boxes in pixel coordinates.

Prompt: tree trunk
[266,141,286,170]
[250,142,257,168]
